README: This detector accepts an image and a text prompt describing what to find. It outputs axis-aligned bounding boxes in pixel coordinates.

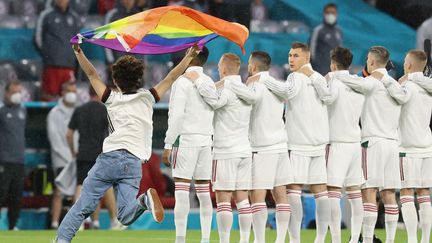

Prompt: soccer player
[325,47,365,243]
[398,49,432,243]
[54,44,199,243]
[242,51,293,243]
[334,46,409,243]
[184,53,253,243]
[162,47,214,243]
[263,42,332,243]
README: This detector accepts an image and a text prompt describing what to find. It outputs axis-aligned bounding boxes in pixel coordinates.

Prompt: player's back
[213,82,252,155]
[361,75,401,141]
[400,79,432,150]
[249,74,287,151]
[328,71,365,143]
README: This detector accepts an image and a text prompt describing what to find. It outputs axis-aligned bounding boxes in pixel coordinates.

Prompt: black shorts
[77,160,95,185]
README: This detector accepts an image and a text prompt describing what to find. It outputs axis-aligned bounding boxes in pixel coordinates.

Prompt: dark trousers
[0,163,25,230]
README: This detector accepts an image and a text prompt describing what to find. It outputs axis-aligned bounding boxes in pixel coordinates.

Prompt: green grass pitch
[0,229,412,243]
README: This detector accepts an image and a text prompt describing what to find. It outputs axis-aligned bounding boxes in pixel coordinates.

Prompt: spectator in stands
[0,81,26,230]
[67,86,125,230]
[35,0,81,101]
[251,0,267,21]
[209,0,251,29]
[310,3,343,75]
[417,15,432,57]
[136,0,151,11]
[45,0,93,16]
[105,0,140,65]
[47,81,78,229]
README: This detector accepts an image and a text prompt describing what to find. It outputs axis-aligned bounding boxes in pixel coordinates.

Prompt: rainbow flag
[70,6,249,54]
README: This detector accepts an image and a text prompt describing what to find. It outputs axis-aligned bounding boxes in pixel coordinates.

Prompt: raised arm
[263,74,300,100]
[72,44,106,98]
[153,46,199,99]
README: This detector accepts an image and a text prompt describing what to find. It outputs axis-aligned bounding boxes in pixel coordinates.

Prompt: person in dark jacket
[35,0,82,101]
[310,3,343,75]
[0,81,26,230]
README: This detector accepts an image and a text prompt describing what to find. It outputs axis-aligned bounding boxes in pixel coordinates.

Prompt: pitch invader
[323,47,365,243]
[162,47,213,243]
[184,53,254,243]
[263,42,332,243]
[335,46,409,243]
[398,49,432,243]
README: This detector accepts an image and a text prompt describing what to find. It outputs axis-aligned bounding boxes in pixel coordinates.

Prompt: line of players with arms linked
[160,42,432,243]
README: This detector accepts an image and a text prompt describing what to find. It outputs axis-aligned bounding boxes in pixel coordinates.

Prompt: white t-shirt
[101,87,159,161]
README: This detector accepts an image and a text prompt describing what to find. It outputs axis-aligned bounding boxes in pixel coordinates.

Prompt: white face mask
[10,92,22,105]
[324,14,337,25]
[64,92,77,104]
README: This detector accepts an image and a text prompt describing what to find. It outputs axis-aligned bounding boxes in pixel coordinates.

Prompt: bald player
[184,53,254,243]
[398,50,432,243]
[263,42,333,243]
[334,46,409,243]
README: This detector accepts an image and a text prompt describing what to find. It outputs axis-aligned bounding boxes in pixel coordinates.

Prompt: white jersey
[194,75,252,159]
[164,66,214,149]
[399,72,432,155]
[327,70,365,143]
[233,71,287,152]
[101,88,158,161]
[263,64,330,155]
[335,68,410,143]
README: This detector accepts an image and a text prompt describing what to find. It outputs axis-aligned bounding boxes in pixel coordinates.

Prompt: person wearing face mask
[47,81,79,229]
[0,80,26,230]
[309,3,343,75]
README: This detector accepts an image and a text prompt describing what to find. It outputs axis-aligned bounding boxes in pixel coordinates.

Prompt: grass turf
[0,229,412,243]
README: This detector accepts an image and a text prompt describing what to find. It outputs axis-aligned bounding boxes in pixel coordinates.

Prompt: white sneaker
[139,188,164,223]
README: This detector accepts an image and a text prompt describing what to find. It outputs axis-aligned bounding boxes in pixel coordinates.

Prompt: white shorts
[290,153,327,184]
[400,155,432,188]
[327,143,365,188]
[171,146,212,180]
[212,157,252,191]
[251,152,293,190]
[362,139,401,189]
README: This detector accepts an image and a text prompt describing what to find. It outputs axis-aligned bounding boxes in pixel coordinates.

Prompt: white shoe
[138,188,164,223]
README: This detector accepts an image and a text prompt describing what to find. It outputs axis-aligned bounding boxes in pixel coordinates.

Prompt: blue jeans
[57,150,145,242]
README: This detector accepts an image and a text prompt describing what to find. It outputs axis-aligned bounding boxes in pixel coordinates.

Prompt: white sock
[362,203,378,243]
[51,221,59,229]
[400,196,418,243]
[347,191,363,243]
[251,202,267,243]
[328,191,341,243]
[216,202,232,243]
[236,200,252,243]
[275,204,291,243]
[418,196,432,243]
[174,182,190,243]
[287,189,302,243]
[384,204,399,243]
[314,191,330,243]
[195,183,213,243]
